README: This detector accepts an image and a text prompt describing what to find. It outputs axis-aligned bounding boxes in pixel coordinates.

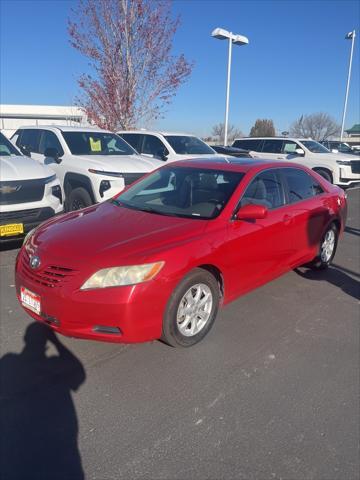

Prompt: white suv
[232,137,360,187]
[0,131,63,241]
[117,130,224,163]
[12,126,163,210]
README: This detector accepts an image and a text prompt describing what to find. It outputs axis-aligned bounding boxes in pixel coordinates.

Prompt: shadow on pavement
[0,323,86,480]
[345,226,360,237]
[295,265,360,301]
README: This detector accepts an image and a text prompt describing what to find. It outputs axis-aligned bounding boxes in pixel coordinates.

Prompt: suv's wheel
[313,168,333,183]
[161,268,220,347]
[67,187,92,211]
[309,223,338,270]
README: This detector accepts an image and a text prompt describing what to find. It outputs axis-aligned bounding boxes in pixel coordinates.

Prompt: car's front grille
[19,249,78,288]
[351,161,360,174]
[0,177,53,205]
[122,173,145,186]
[0,207,54,224]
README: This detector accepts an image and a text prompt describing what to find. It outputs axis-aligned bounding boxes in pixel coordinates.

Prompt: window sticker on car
[89,137,102,152]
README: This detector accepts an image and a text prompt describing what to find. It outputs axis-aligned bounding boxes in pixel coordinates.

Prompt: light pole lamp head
[345,30,356,39]
[232,34,249,46]
[211,28,231,40]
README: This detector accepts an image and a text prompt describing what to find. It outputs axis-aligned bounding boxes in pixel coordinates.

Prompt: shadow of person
[0,323,86,480]
[295,265,360,301]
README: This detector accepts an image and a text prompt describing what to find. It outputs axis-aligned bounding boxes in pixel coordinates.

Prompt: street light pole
[224,36,233,146]
[211,28,249,147]
[340,30,356,141]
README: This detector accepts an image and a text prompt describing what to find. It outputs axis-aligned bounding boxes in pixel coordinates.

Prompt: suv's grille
[122,173,145,186]
[19,249,77,288]
[0,177,53,205]
[351,161,360,174]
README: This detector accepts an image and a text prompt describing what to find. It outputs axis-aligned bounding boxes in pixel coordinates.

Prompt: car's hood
[0,155,56,181]
[32,201,208,267]
[71,154,163,172]
[170,154,235,162]
[310,152,357,162]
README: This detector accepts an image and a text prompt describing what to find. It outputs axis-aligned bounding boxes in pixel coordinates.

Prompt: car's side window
[119,133,142,152]
[142,135,169,159]
[282,168,324,203]
[282,141,298,154]
[240,170,285,210]
[262,139,283,154]
[17,129,41,153]
[39,131,64,156]
[233,139,263,151]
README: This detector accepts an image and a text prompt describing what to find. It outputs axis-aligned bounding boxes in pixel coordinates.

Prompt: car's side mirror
[44,147,62,163]
[20,145,31,157]
[235,204,268,220]
[294,148,305,156]
[156,148,168,161]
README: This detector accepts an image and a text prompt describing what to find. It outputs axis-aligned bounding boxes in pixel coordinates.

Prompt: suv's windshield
[114,167,244,219]
[164,136,215,155]
[301,140,330,153]
[62,132,137,156]
[0,132,21,156]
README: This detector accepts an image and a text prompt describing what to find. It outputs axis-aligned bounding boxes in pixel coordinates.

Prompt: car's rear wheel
[67,187,92,211]
[309,223,338,270]
[161,268,220,347]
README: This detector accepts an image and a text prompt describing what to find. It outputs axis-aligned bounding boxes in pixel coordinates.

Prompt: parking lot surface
[0,189,359,480]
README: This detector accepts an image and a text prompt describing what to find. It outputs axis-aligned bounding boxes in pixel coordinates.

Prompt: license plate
[21,287,41,315]
[0,223,24,237]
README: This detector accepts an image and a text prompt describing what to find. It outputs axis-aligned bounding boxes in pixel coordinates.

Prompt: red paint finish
[15,160,347,343]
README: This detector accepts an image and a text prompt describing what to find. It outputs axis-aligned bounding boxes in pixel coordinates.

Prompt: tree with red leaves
[68,0,193,131]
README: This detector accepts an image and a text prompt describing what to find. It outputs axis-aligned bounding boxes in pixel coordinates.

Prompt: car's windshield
[62,132,137,156]
[114,167,244,220]
[164,136,216,155]
[0,132,21,156]
[301,140,331,153]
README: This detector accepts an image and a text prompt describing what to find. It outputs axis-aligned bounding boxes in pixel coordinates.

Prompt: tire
[314,168,333,183]
[67,187,93,211]
[161,268,220,347]
[309,223,338,270]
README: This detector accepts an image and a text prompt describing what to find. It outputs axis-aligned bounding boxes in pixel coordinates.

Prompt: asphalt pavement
[0,189,359,480]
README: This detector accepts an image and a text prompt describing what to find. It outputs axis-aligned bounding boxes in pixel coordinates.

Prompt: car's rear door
[280,167,331,267]
[251,139,285,161]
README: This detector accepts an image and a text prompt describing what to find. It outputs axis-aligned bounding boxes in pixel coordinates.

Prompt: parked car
[232,137,360,187]
[117,130,226,162]
[16,158,347,347]
[11,126,163,211]
[320,140,359,155]
[0,131,63,242]
[212,145,252,157]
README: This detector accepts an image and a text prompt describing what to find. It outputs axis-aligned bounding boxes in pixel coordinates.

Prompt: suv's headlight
[80,262,165,290]
[336,160,351,165]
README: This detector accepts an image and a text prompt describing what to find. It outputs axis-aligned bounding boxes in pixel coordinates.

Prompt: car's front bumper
[15,247,172,343]
[336,162,360,186]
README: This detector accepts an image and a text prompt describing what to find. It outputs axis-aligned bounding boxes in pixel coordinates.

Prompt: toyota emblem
[30,255,41,270]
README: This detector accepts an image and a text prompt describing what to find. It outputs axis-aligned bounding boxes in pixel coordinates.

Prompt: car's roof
[17,125,113,134]
[163,157,302,173]
[233,137,313,142]
[118,130,197,137]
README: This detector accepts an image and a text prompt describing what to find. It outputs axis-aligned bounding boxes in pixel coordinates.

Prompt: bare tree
[290,113,340,141]
[249,119,275,137]
[211,123,243,143]
[68,0,193,130]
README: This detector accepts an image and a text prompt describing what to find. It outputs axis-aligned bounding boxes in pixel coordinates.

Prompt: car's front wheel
[309,223,338,270]
[67,187,92,211]
[161,268,220,347]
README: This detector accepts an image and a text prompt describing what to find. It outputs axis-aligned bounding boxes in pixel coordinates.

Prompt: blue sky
[1,0,359,136]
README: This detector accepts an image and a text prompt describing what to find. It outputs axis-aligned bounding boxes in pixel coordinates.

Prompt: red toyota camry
[15,159,347,347]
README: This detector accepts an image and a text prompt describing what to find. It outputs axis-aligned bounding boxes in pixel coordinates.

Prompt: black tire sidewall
[68,187,92,211]
[314,169,333,184]
[162,268,220,347]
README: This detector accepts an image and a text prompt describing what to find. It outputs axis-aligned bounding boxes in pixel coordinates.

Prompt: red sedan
[15,159,347,347]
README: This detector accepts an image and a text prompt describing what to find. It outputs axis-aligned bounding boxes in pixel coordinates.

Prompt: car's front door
[141,134,169,161]
[223,168,295,299]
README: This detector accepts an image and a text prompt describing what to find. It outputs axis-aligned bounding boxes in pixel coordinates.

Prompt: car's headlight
[80,262,165,290]
[336,160,351,165]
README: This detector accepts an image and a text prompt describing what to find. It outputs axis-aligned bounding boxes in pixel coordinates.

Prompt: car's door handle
[282,214,292,225]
